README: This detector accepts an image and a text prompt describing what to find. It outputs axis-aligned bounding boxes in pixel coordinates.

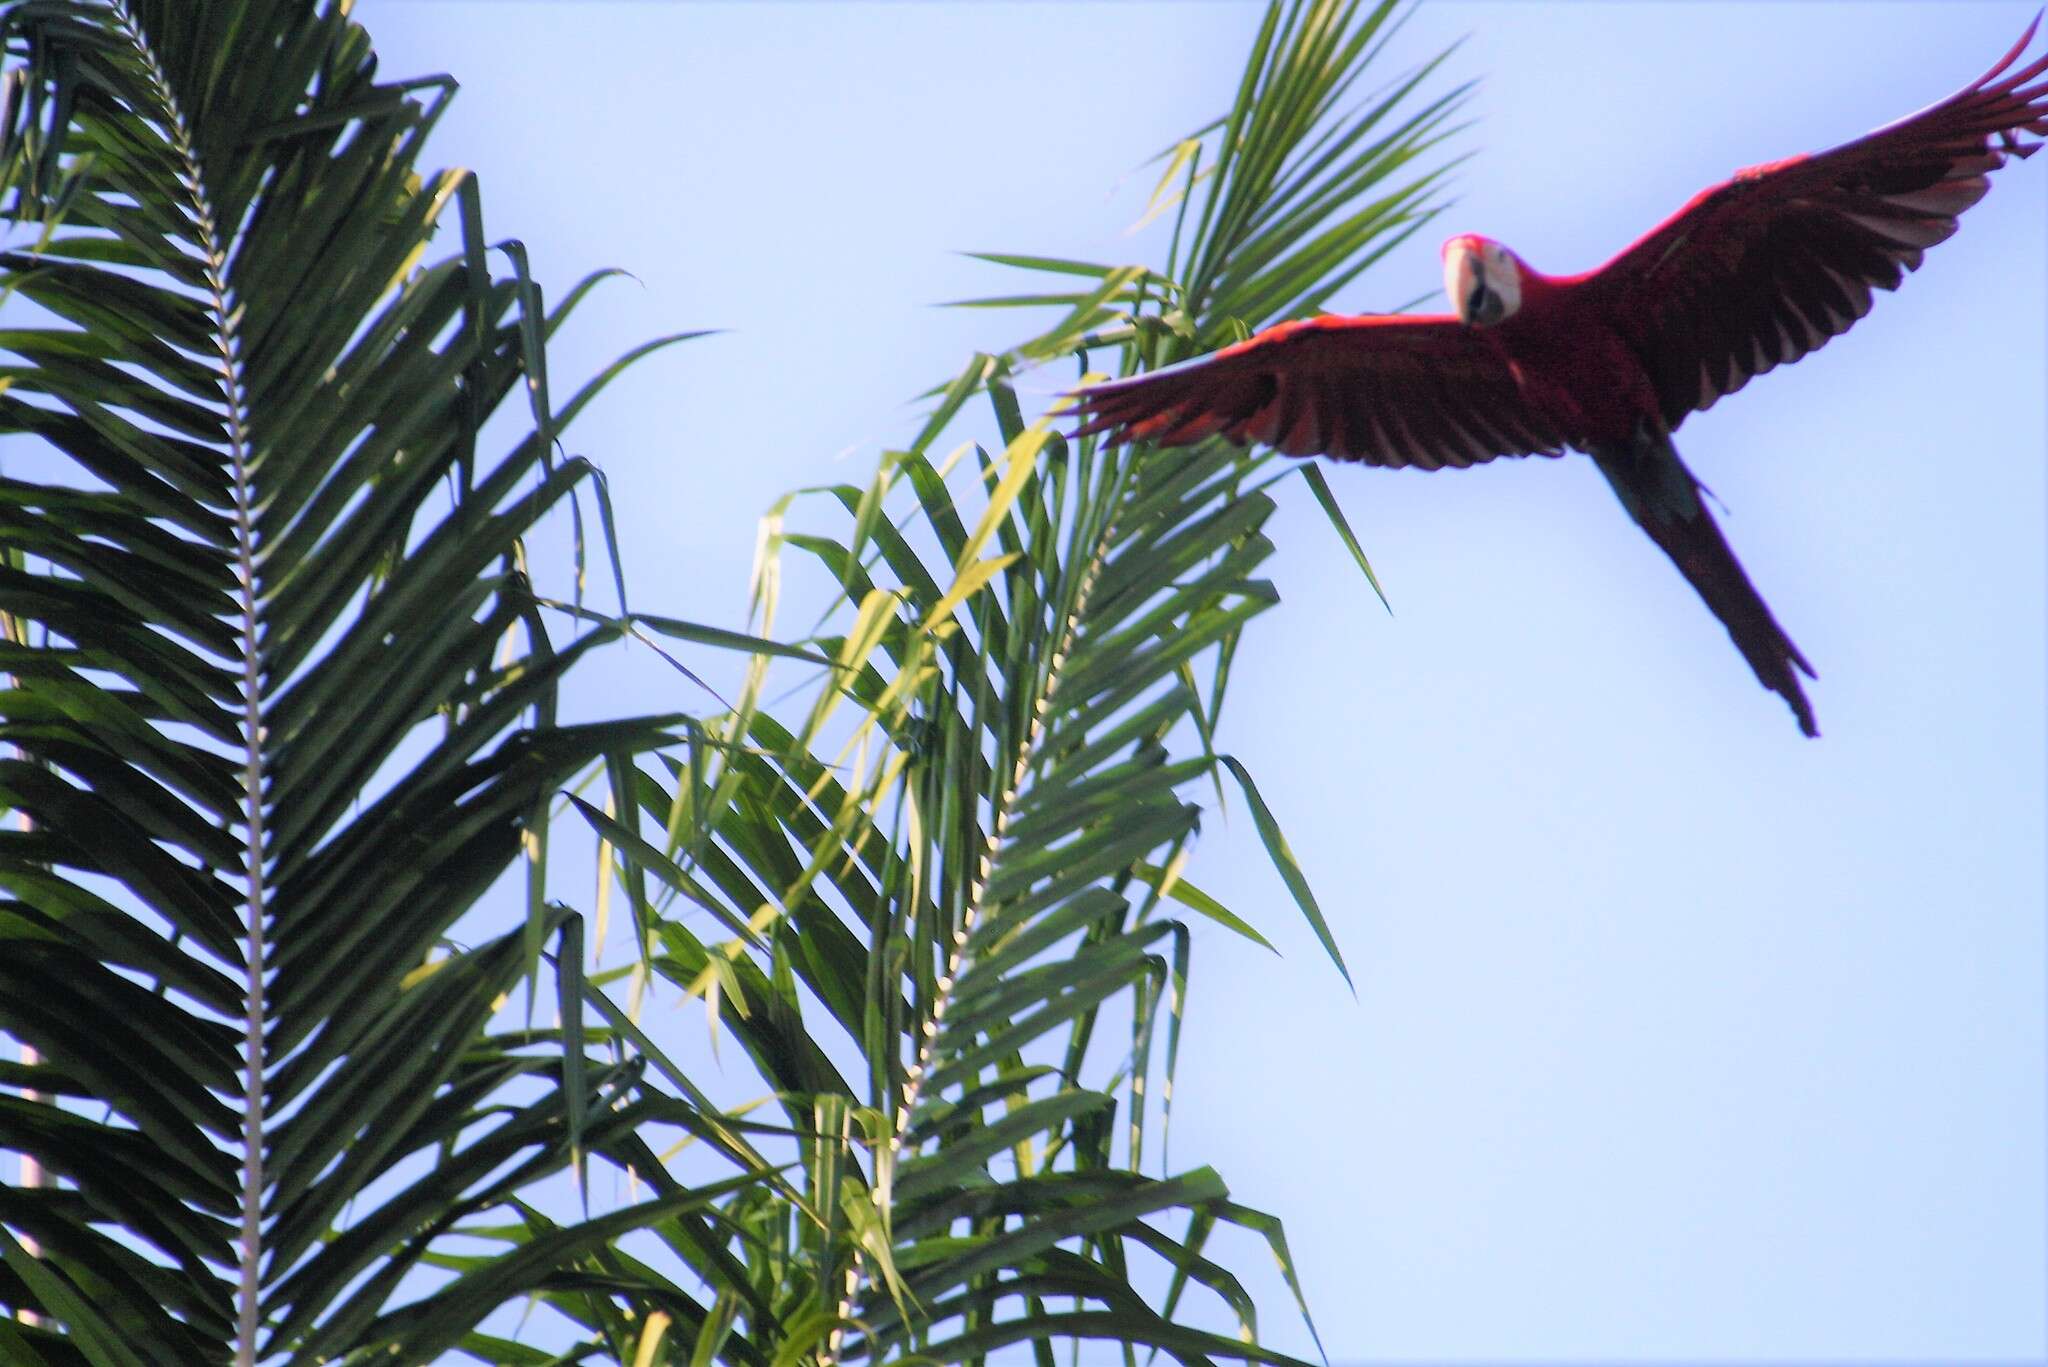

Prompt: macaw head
[1442,234,1523,327]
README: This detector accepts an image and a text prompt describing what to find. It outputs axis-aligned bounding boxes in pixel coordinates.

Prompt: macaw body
[1478,287,1653,445]
[1074,17,2048,736]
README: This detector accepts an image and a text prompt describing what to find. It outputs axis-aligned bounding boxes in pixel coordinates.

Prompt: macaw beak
[1446,246,1505,327]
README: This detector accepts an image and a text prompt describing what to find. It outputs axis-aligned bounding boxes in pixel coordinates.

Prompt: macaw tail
[1589,424,1819,737]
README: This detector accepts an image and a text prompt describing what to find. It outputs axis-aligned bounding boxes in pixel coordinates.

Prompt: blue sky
[359,3,2044,1359]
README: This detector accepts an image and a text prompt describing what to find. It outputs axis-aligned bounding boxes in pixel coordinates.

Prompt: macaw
[1072,17,2048,737]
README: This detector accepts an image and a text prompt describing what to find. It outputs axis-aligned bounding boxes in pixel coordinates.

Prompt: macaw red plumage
[1073,16,2048,737]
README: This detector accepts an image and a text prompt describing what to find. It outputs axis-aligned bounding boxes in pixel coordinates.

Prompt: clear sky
[359,2,2044,1360]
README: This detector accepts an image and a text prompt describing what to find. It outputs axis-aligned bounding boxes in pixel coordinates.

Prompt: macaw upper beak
[1446,246,1505,327]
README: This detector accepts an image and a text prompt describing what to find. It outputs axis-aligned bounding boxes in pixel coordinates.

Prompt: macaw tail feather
[1590,424,1819,737]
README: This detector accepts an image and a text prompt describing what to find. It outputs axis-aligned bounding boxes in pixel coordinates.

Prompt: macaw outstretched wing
[1072,313,1566,470]
[1578,13,2048,430]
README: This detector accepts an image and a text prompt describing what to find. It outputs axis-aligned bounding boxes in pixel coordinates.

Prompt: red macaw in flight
[1073,17,2048,737]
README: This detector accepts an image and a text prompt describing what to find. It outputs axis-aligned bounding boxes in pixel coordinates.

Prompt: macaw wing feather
[1071,313,1566,471]
[1581,14,2048,429]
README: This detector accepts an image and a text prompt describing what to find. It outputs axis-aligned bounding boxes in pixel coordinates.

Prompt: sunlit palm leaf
[490,4,1464,1362]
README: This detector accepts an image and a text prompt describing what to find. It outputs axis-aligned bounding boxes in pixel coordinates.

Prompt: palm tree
[0,0,1467,1361]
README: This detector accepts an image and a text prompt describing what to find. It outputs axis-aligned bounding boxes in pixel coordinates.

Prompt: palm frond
[475,4,1467,1361]
[0,2,711,1359]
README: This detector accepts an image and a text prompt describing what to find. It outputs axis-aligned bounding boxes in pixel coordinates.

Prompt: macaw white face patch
[1442,240,1473,318]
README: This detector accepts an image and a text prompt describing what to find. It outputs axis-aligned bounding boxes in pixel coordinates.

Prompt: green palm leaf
[0,2,734,1361]
[484,2,1467,1361]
